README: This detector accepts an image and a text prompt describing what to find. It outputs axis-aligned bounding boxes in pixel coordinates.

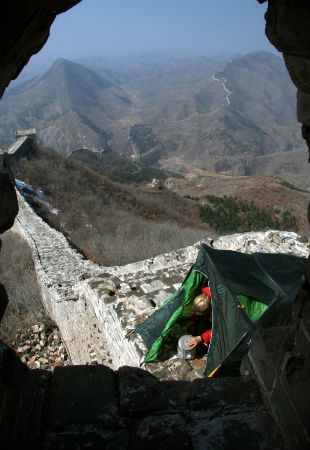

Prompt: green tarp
[136,244,306,377]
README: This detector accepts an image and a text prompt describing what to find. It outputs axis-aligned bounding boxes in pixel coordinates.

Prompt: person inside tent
[187,286,212,348]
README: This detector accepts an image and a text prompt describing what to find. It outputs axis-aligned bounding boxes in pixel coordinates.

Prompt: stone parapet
[12,191,309,375]
[242,323,310,450]
[0,340,285,450]
[0,341,47,449]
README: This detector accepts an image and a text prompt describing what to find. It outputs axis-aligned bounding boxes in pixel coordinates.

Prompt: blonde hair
[193,293,211,313]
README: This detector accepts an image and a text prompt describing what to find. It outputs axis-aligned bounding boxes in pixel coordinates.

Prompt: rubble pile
[12,321,70,370]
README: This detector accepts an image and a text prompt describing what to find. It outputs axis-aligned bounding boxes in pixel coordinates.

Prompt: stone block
[140,283,153,294]
[44,427,129,450]
[129,414,191,450]
[189,377,261,412]
[189,411,283,450]
[47,365,118,429]
[247,325,310,449]
[0,341,46,450]
[118,366,192,415]
[247,327,289,391]
[119,282,132,294]
[188,357,208,378]
[150,280,166,291]
[146,358,195,381]
[269,378,309,450]
[152,289,175,307]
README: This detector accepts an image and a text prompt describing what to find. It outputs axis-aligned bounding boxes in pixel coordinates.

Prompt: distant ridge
[0,58,138,156]
[0,52,306,188]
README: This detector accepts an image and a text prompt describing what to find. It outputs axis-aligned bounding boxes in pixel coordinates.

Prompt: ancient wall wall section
[13,190,204,368]
[13,190,309,375]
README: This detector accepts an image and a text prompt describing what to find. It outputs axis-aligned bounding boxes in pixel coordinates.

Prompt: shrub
[280,180,308,193]
[199,195,298,234]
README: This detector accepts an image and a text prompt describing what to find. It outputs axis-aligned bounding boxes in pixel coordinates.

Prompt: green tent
[136,244,306,377]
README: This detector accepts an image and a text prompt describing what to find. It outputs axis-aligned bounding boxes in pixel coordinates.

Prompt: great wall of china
[1,128,309,448]
[1,2,309,448]
[13,186,309,377]
[3,184,307,449]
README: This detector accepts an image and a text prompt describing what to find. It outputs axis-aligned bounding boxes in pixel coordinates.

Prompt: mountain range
[0,52,307,188]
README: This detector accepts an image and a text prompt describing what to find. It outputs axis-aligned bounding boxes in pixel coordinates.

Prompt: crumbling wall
[13,190,309,377]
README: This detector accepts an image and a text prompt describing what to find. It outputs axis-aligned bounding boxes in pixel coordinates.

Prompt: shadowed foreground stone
[0,171,18,233]
[0,340,284,450]
[0,0,81,98]
[0,341,46,450]
[242,266,310,450]
[0,284,8,322]
[47,365,119,429]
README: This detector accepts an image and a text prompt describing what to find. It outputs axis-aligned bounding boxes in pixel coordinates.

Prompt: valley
[1,51,308,267]
[1,52,308,189]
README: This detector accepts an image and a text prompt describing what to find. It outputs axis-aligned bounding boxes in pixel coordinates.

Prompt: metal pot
[177,335,196,360]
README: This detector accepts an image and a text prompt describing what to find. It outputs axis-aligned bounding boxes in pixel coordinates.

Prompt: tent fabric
[138,269,206,362]
[136,244,306,377]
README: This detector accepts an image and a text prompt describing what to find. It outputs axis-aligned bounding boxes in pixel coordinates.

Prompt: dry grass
[0,231,48,345]
[12,148,214,265]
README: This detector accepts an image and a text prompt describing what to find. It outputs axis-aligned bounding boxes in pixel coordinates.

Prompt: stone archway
[0,2,309,449]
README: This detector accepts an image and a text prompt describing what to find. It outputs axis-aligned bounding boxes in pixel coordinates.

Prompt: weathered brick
[46,365,118,429]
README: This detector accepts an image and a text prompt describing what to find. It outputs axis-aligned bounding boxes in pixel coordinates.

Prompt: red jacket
[191,310,212,345]
[201,328,212,345]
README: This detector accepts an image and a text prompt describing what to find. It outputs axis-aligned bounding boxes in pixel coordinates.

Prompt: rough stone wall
[13,190,310,378]
[253,3,310,448]
[0,339,285,450]
[3,135,34,158]
[259,0,310,160]
[0,0,81,98]
[241,255,310,449]
[12,190,203,369]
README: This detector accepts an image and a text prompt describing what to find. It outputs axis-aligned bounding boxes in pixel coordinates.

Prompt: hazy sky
[21,0,277,76]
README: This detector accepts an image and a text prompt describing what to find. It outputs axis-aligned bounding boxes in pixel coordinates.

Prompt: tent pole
[207,330,250,377]
[208,364,222,378]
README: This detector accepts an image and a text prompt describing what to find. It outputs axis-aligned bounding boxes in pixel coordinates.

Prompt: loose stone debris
[12,321,70,370]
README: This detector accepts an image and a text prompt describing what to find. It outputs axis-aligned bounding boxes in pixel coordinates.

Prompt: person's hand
[187,336,202,348]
